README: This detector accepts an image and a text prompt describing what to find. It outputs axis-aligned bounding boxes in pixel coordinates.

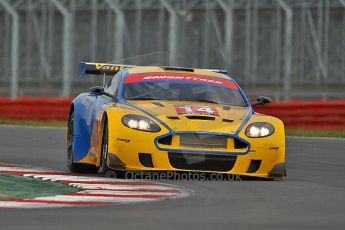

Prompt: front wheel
[66,110,99,173]
[100,119,125,178]
[100,119,112,174]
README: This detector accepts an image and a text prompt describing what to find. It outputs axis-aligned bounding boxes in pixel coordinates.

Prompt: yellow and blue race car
[66,62,286,179]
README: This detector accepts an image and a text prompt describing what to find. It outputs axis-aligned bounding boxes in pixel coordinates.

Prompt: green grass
[0,174,80,200]
[285,129,345,138]
[0,118,66,128]
[0,118,344,138]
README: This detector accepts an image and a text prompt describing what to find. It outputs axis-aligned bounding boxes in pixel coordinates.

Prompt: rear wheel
[66,110,99,173]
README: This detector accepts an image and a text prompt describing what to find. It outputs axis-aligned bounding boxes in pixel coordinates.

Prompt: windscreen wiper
[126,97,157,100]
[178,98,219,104]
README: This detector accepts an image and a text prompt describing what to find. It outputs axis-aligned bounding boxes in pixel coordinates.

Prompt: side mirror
[251,96,272,107]
[90,86,104,95]
[90,86,115,99]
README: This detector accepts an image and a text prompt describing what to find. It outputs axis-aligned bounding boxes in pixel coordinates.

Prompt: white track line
[0,165,191,208]
[0,202,75,208]
[77,190,179,196]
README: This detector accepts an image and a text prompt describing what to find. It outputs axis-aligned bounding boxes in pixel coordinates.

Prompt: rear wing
[79,62,228,76]
[203,69,228,75]
[79,62,135,76]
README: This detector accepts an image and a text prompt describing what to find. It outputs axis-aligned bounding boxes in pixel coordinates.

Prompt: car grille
[168,152,237,172]
[157,134,248,151]
[179,134,227,149]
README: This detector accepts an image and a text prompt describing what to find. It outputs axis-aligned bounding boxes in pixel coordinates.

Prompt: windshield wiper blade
[178,98,219,104]
[127,97,218,104]
[195,99,218,104]
[127,97,157,100]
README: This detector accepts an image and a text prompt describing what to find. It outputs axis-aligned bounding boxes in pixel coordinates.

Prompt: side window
[113,75,122,97]
[105,72,122,96]
[105,78,112,89]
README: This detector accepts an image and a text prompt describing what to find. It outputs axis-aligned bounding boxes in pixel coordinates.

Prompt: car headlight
[245,122,274,138]
[122,114,161,132]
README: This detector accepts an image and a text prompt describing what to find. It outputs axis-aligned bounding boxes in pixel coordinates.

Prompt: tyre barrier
[255,99,345,130]
[1,97,345,130]
[0,97,71,121]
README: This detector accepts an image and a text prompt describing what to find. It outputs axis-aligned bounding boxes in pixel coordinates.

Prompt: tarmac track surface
[0,126,344,230]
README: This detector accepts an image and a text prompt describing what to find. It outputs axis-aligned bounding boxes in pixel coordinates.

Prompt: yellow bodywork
[79,67,286,179]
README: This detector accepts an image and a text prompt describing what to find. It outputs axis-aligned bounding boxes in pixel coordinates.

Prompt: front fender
[238,114,286,163]
[71,93,98,162]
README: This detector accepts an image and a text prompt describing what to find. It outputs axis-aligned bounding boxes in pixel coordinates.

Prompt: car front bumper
[106,132,286,179]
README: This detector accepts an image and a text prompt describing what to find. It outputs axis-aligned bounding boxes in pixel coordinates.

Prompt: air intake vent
[157,135,172,145]
[185,115,215,120]
[139,153,154,168]
[222,118,234,123]
[180,134,227,148]
[167,116,180,120]
[168,152,237,172]
[234,139,248,149]
[163,66,194,72]
[151,102,164,107]
[247,160,261,173]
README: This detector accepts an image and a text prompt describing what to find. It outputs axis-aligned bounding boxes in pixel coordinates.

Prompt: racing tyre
[100,119,112,174]
[66,110,99,173]
[100,119,125,177]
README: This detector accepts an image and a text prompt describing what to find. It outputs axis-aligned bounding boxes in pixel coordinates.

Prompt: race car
[66,62,286,179]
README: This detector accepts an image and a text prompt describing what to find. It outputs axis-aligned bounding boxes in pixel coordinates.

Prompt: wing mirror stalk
[90,86,115,99]
[251,96,272,107]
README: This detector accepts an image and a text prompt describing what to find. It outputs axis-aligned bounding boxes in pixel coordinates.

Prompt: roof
[79,62,232,80]
[127,66,232,80]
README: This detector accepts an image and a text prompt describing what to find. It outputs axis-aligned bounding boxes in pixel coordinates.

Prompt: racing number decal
[174,105,219,116]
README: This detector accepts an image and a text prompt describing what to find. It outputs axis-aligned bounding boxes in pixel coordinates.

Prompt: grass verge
[0,118,65,128]
[0,118,344,138]
[285,129,345,138]
[0,174,80,200]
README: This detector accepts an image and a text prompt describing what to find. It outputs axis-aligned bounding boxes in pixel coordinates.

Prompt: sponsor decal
[95,64,124,71]
[125,73,238,89]
[269,147,279,150]
[174,105,219,116]
[116,138,131,143]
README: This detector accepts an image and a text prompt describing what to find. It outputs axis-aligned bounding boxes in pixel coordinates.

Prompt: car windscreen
[123,73,247,107]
